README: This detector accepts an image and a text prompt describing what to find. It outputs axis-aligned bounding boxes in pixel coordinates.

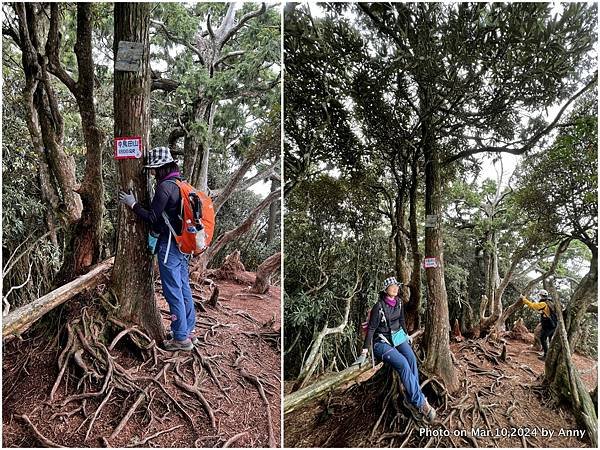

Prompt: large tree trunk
[420,103,459,393]
[285,362,380,415]
[111,3,164,342]
[14,3,82,225]
[251,252,281,294]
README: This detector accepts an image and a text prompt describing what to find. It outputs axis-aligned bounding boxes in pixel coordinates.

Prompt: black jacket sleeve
[363,302,382,351]
[132,182,173,228]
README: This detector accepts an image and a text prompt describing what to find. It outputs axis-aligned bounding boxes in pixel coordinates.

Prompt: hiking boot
[419,399,437,423]
[166,332,199,346]
[163,338,193,351]
[402,397,421,421]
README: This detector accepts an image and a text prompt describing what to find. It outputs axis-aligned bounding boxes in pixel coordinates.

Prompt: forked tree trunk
[489,239,571,334]
[111,3,164,342]
[251,252,281,294]
[291,268,361,392]
[47,3,104,279]
[420,105,459,393]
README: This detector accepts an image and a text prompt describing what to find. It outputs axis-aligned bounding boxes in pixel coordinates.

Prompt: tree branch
[443,73,598,165]
[218,3,266,50]
[151,19,204,64]
[151,74,180,92]
[202,188,281,262]
[46,3,78,96]
[211,159,280,197]
[214,50,245,67]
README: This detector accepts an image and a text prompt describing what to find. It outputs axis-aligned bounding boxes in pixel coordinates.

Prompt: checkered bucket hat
[144,146,174,168]
[383,277,400,290]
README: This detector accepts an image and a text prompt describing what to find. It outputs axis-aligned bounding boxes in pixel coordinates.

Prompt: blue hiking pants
[157,239,196,341]
[374,340,425,408]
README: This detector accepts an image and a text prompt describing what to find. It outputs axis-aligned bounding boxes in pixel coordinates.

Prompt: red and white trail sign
[423,257,438,269]
[114,136,142,159]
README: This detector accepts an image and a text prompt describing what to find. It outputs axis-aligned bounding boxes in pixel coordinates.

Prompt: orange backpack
[162,179,215,256]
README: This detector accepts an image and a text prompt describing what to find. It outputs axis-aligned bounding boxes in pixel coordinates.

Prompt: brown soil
[2,270,281,448]
[284,338,597,448]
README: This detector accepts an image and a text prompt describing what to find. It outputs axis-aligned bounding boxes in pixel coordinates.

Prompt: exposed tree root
[18,414,63,448]
[222,431,248,448]
[239,367,276,447]
[17,302,233,446]
[173,360,217,429]
[126,424,183,447]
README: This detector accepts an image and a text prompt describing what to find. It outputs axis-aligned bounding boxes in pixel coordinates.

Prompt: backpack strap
[160,178,182,265]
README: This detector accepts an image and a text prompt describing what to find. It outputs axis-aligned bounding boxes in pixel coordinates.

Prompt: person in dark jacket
[358,277,436,422]
[119,146,196,352]
[520,289,558,361]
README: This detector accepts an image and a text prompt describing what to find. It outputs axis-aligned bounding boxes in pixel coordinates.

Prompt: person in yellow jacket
[520,289,558,360]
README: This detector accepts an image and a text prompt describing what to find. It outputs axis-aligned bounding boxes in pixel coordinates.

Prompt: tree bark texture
[111,3,164,342]
[420,97,459,393]
[284,362,380,415]
[251,252,281,294]
[3,258,114,338]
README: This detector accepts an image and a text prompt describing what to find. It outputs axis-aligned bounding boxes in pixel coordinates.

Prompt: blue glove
[148,233,158,254]
[119,190,137,209]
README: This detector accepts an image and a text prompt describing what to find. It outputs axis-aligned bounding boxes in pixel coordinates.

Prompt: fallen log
[3,257,114,338]
[284,360,381,415]
[284,329,423,415]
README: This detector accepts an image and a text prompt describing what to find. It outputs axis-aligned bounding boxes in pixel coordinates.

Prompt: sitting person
[358,277,436,422]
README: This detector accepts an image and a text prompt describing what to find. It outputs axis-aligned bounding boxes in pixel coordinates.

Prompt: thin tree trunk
[405,155,421,332]
[111,3,163,342]
[544,253,598,447]
[265,177,280,245]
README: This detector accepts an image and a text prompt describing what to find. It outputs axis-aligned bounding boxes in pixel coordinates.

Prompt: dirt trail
[3,271,281,448]
[284,337,597,448]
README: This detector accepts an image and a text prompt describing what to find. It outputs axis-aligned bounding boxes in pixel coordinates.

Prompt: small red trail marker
[114,136,142,160]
